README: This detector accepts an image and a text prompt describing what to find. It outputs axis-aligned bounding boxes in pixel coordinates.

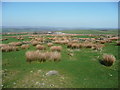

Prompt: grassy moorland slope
[61,30,118,34]
[2,32,119,88]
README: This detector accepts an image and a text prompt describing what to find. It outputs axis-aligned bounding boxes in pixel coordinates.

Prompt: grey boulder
[46,70,59,76]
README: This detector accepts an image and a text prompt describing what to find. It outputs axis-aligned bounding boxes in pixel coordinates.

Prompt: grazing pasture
[1,30,119,88]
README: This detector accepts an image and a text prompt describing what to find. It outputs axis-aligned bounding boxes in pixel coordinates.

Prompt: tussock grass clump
[1,45,19,52]
[67,43,73,48]
[49,52,61,61]
[84,43,94,48]
[0,44,8,48]
[100,40,106,44]
[9,42,22,46]
[17,37,24,40]
[109,37,118,41]
[116,41,120,46]
[71,40,79,43]
[0,38,8,41]
[67,42,93,49]
[101,54,116,66]
[50,46,62,52]
[92,44,105,51]
[21,44,30,49]
[35,38,44,42]
[37,52,47,62]
[47,43,53,47]
[31,41,39,46]
[25,51,38,62]
[60,40,69,45]
[71,43,80,49]
[25,51,61,63]
[29,37,34,39]
[36,45,46,50]
[22,41,31,44]
[12,46,19,51]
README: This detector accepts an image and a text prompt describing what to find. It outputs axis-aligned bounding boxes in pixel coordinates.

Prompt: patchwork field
[1,30,119,88]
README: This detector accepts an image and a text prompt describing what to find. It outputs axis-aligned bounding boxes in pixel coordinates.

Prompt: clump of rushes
[49,52,61,61]
[116,41,120,46]
[9,42,22,46]
[80,42,93,48]
[101,54,116,66]
[25,51,38,63]
[67,43,73,48]
[21,44,30,49]
[47,43,53,47]
[25,51,61,63]
[36,45,46,50]
[100,40,106,44]
[92,44,105,51]
[1,45,19,52]
[71,43,80,49]
[84,43,94,48]
[22,41,31,44]
[0,44,8,48]
[50,46,62,52]
[31,41,39,46]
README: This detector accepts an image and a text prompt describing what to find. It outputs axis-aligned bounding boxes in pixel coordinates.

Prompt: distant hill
[1,26,118,33]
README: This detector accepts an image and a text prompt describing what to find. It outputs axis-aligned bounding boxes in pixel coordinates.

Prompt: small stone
[35,82,39,85]
[109,73,112,77]
[30,71,33,73]
[37,70,41,73]
[41,83,45,86]
[13,82,16,85]
[1,85,3,87]
[46,70,59,76]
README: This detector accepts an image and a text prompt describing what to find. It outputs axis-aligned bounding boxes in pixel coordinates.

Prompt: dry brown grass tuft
[116,41,120,46]
[22,41,31,44]
[67,43,84,49]
[21,44,30,49]
[0,44,8,48]
[49,52,61,61]
[12,46,19,51]
[9,42,22,46]
[67,43,73,48]
[29,37,34,39]
[47,43,53,47]
[25,51,38,62]
[36,45,46,50]
[102,54,116,66]
[1,45,19,52]
[35,38,44,42]
[0,38,8,41]
[17,37,24,40]
[50,46,62,52]
[25,51,61,63]
[92,44,105,51]
[71,43,80,49]
[100,40,106,44]
[85,44,93,48]
[31,41,39,46]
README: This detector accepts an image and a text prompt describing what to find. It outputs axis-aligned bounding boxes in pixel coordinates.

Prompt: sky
[2,2,118,28]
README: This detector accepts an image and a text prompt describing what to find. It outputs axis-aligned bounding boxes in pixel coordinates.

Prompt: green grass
[2,34,119,88]
[2,33,28,36]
